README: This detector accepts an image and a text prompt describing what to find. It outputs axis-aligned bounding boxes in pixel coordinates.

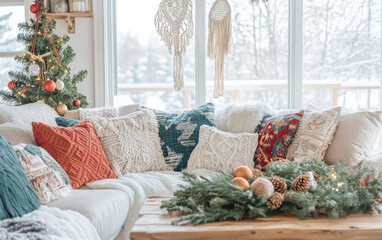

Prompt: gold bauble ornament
[56,103,68,115]
[233,166,253,180]
[251,177,274,198]
[232,177,249,191]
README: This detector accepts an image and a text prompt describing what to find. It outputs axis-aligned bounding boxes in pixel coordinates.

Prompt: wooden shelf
[43,0,93,34]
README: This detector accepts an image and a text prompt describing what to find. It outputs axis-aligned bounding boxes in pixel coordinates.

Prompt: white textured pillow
[287,106,342,161]
[0,119,37,145]
[88,110,171,176]
[325,111,382,166]
[187,125,259,172]
[0,101,58,126]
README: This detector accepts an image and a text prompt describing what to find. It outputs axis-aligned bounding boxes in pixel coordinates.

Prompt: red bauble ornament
[8,81,16,90]
[22,86,29,93]
[30,4,39,14]
[44,80,56,92]
[73,99,81,107]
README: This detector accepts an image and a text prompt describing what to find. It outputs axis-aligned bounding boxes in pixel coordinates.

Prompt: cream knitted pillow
[87,110,171,176]
[187,125,258,172]
[287,106,342,161]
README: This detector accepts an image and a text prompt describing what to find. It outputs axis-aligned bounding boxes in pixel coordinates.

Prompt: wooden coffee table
[131,197,382,240]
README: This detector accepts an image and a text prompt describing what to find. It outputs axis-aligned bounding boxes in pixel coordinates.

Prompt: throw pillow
[13,144,72,204]
[0,119,37,145]
[324,111,382,166]
[87,110,171,176]
[32,120,116,189]
[187,125,259,172]
[55,117,80,127]
[215,102,274,133]
[0,133,40,219]
[0,101,58,126]
[254,111,304,170]
[287,107,342,162]
[142,103,215,171]
[64,104,140,120]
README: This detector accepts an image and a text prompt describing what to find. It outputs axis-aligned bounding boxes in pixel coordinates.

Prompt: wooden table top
[130,197,382,240]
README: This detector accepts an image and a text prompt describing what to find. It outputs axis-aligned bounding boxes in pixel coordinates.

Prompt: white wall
[25,0,95,107]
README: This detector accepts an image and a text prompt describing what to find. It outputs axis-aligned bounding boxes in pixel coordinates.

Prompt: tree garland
[161,159,382,225]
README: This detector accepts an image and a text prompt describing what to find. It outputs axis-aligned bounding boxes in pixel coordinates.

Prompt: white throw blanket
[20,206,100,240]
[86,169,218,240]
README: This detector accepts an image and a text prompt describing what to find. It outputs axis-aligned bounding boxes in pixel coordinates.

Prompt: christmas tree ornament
[233,166,252,180]
[232,177,249,191]
[29,63,40,76]
[73,99,81,107]
[56,80,65,90]
[30,3,39,14]
[22,86,29,93]
[269,176,287,194]
[251,177,274,198]
[266,192,284,210]
[313,172,321,183]
[292,175,311,192]
[44,80,56,92]
[26,50,50,63]
[8,81,16,90]
[155,0,193,91]
[56,103,68,115]
[252,169,263,180]
[208,0,232,98]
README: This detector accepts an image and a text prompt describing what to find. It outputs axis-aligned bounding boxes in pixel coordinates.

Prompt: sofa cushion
[32,121,116,189]
[47,188,129,240]
[64,104,140,120]
[0,133,40,219]
[187,125,259,172]
[55,117,80,127]
[0,101,58,126]
[0,119,37,145]
[142,103,215,171]
[87,110,171,176]
[325,111,382,166]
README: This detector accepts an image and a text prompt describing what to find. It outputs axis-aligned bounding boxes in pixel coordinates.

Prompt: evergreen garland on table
[161,159,382,225]
[0,0,88,115]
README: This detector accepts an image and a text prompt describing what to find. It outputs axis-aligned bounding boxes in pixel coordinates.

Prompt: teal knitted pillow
[142,103,215,171]
[0,134,40,219]
[55,117,80,127]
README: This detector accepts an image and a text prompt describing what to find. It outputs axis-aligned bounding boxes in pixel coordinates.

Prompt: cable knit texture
[187,125,259,172]
[287,107,342,161]
[0,134,40,220]
[87,110,171,176]
[32,121,116,189]
[13,144,71,204]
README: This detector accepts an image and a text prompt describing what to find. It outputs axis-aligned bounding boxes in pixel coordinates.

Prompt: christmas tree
[0,0,88,115]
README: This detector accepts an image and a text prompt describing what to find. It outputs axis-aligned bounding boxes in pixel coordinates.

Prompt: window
[110,0,382,112]
[0,1,25,92]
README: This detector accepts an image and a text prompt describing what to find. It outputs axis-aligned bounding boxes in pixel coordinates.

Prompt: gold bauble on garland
[233,166,253,180]
[56,102,68,115]
[251,177,274,198]
[232,177,249,191]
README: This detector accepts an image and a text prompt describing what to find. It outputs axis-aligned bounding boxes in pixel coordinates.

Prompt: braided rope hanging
[208,0,232,98]
[155,0,194,91]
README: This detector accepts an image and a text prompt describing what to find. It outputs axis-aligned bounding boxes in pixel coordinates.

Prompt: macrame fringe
[207,0,232,98]
[173,52,184,91]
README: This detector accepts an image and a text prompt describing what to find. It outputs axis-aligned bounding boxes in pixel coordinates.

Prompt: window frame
[100,0,382,110]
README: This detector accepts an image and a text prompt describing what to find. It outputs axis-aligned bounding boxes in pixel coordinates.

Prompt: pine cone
[291,175,311,192]
[313,172,321,183]
[357,179,366,187]
[266,192,284,210]
[252,169,263,180]
[269,176,287,194]
[364,173,372,184]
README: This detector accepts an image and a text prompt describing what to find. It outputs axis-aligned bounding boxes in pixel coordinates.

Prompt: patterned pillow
[254,111,304,170]
[87,110,171,176]
[0,133,39,219]
[142,103,215,171]
[187,125,259,172]
[32,120,116,189]
[13,144,71,204]
[55,117,80,127]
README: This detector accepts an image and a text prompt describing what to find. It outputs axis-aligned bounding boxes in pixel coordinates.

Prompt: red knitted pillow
[32,120,116,189]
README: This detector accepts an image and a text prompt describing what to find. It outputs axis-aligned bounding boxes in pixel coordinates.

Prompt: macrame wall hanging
[208,0,232,98]
[155,0,194,91]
